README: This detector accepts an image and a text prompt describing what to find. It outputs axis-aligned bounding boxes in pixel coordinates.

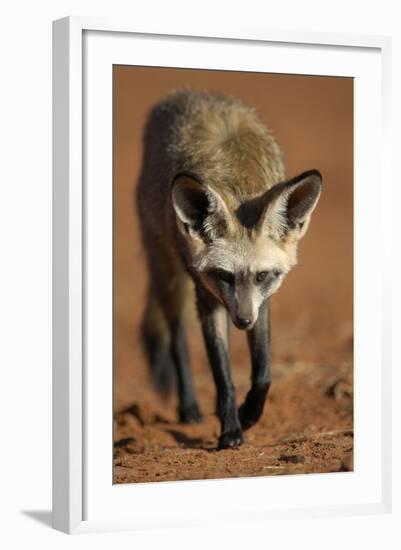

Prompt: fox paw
[218,428,243,450]
[179,402,203,424]
[238,404,259,431]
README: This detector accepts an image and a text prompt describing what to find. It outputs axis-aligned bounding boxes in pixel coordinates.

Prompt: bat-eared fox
[137,90,322,449]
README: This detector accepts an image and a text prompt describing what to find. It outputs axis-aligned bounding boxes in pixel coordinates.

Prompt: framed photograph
[52,16,392,534]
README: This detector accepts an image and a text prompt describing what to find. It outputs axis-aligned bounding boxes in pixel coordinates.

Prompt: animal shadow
[114,437,135,449]
[166,429,215,451]
[119,402,170,427]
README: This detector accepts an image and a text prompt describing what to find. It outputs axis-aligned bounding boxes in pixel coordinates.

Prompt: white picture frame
[52,16,392,534]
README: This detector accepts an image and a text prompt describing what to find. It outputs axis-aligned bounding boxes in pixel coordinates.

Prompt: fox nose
[235,317,252,330]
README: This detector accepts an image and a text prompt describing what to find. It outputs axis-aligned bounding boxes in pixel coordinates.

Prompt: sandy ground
[113,67,353,483]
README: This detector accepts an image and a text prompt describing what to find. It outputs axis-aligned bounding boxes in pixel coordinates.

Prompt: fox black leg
[170,317,202,423]
[239,300,271,430]
[196,286,243,449]
[154,264,202,424]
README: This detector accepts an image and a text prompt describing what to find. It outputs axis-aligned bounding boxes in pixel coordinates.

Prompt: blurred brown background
[113,67,353,483]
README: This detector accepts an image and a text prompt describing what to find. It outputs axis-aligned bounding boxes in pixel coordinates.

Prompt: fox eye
[216,269,234,284]
[256,271,269,283]
[256,270,282,284]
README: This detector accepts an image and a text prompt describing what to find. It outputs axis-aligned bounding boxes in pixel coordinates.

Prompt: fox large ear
[171,173,233,240]
[259,170,322,240]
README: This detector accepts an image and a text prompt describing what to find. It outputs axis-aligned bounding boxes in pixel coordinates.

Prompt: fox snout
[233,315,255,330]
[227,289,258,330]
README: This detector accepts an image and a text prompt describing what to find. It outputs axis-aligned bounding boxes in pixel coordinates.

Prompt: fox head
[172,170,322,330]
